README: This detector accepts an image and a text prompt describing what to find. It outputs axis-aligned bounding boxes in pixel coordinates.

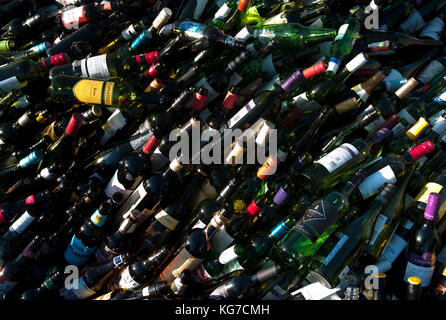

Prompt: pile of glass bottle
[0,0,445,301]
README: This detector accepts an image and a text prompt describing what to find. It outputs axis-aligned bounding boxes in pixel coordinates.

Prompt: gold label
[104,81,114,106]
[73,79,104,105]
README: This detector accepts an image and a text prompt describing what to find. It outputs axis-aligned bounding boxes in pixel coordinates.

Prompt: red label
[61,6,87,29]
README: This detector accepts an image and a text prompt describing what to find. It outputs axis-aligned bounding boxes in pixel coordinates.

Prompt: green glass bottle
[223,0,251,35]
[251,23,337,51]
[308,184,397,289]
[326,16,361,76]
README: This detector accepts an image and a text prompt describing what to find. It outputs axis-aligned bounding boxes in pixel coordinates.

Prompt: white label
[420,17,444,40]
[334,24,349,41]
[369,214,388,246]
[129,132,152,151]
[100,109,127,145]
[214,3,232,20]
[117,267,140,290]
[352,85,369,102]
[404,262,434,287]
[84,54,111,79]
[155,209,179,231]
[315,143,359,173]
[119,181,148,219]
[291,282,341,300]
[358,165,397,199]
[195,77,219,105]
[429,109,446,124]
[61,6,85,30]
[122,24,137,40]
[400,9,426,33]
[226,100,256,129]
[417,60,445,85]
[104,170,134,200]
[210,225,235,252]
[0,76,23,94]
[219,245,238,264]
[397,108,417,125]
[9,211,35,234]
[235,27,252,42]
[262,54,277,77]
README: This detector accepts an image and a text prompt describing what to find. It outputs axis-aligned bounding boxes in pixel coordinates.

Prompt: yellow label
[104,81,114,106]
[414,182,443,204]
[73,79,104,105]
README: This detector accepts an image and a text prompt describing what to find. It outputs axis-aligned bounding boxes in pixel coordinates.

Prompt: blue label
[131,31,152,50]
[30,42,49,55]
[19,150,43,169]
[64,235,96,266]
[179,21,201,34]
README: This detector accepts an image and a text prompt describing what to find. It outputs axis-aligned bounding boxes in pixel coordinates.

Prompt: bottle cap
[19,150,43,169]
[246,199,262,216]
[303,62,327,79]
[169,158,183,172]
[152,8,172,30]
[406,117,429,140]
[191,88,207,111]
[142,134,161,155]
[327,57,341,74]
[424,192,441,221]
[65,113,84,136]
[282,107,304,129]
[408,276,422,286]
[395,78,418,99]
[408,140,435,161]
[144,63,160,79]
[257,155,279,180]
[225,143,245,165]
[145,78,164,93]
[223,89,239,110]
[273,187,290,206]
[136,51,160,66]
[42,53,71,70]
[345,53,369,73]
[255,121,274,147]
[238,0,251,12]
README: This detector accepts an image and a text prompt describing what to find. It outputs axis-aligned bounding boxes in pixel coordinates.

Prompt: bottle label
[129,131,152,151]
[64,235,96,266]
[0,273,17,294]
[380,222,413,264]
[122,24,138,41]
[226,99,257,129]
[397,108,417,125]
[420,17,444,41]
[262,54,278,77]
[179,21,203,38]
[400,9,426,33]
[404,260,435,287]
[322,233,349,266]
[0,76,23,94]
[315,143,359,173]
[417,60,445,85]
[104,170,134,200]
[117,266,141,290]
[61,277,96,300]
[351,83,369,102]
[414,182,443,205]
[369,214,388,246]
[118,180,148,219]
[218,245,239,264]
[213,3,232,21]
[293,200,340,243]
[210,225,235,252]
[357,165,397,200]
[90,209,107,227]
[334,24,349,41]
[61,6,87,30]
[73,80,114,106]
[195,77,219,105]
[155,209,179,231]
[9,211,35,234]
[291,282,341,300]
[81,54,111,79]
[192,219,207,230]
